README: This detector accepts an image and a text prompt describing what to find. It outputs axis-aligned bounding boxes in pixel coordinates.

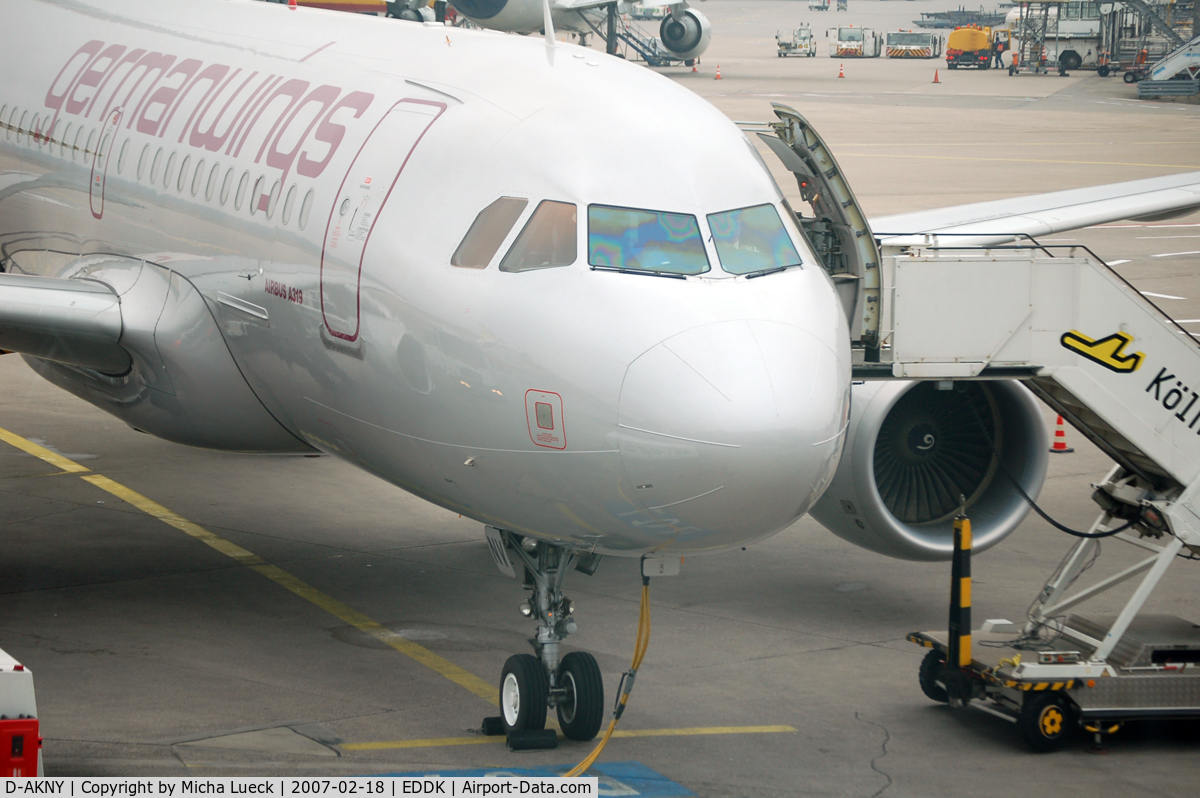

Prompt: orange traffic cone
[1050,415,1074,453]
[837,63,845,78]
[932,68,940,83]
[288,0,297,8]
[714,65,722,80]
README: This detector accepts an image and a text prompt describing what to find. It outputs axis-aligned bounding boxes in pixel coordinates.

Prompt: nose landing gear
[486,528,606,742]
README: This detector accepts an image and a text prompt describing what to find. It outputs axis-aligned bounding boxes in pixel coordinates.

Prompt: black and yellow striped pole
[945,511,972,705]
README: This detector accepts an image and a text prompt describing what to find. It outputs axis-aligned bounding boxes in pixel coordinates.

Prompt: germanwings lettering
[41,39,374,185]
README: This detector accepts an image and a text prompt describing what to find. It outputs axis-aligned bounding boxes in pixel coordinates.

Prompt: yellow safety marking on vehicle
[1,428,499,706]
[1060,331,1145,373]
[0,426,91,473]
[342,725,797,751]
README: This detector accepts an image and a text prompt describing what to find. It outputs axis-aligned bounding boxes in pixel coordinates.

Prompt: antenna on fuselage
[543,0,558,60]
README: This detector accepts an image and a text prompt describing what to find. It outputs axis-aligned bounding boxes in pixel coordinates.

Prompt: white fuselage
[0,0,850,557]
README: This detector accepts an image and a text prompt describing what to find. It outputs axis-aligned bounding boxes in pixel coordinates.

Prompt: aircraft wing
[870,171,1200,248]
[554,0,627,10]
[0,273,131,374]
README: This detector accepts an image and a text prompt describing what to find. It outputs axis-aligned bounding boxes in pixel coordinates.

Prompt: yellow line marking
[81,474,498,706]
[0,426,91,473]
[0,428,498,706]
[342,725,797,751]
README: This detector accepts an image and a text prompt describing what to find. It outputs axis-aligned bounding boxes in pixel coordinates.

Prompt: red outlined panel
[525,389,566,450]
[89,107,122,219]
[320,98,446,342]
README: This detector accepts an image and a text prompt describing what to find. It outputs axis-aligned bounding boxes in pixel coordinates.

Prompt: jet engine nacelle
[658,9,711,60]
[809,380,1048,561]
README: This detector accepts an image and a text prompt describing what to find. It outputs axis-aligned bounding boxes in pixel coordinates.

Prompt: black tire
[1061,51,1082,71]
[1009,65,1016,75]
[1018,692,1076,752]
[1124,70,1137,84]
[556,652,605,741]
[1097,65,1111,77]
[918,649,950,703]
[499,654,548,734]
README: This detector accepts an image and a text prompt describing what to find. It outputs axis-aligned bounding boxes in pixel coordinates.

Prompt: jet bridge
[755,104,1200,749]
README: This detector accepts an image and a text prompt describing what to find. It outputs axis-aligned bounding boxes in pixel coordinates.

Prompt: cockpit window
[452,197,528,268]
[587,205,709,276]
[499,200,578,272]
[707,204,802,275]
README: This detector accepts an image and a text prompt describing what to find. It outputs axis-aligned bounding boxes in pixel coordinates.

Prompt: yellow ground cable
[565,579,651,777]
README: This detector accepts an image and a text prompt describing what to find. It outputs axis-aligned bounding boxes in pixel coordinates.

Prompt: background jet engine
[658,9,712,60]
[809,380,1048,561]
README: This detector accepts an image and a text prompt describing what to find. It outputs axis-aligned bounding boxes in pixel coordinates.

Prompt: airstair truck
[886,30,944,58]
[751,102,1200,754]
[1,647,41,777]
[777,24,817,57]
[828,26,882,57]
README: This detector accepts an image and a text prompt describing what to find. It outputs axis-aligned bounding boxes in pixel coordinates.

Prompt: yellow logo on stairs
[1061,331,1145,373]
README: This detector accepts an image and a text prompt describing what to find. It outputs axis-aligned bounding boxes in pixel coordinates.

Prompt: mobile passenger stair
[750,104,1200,751]
[1140,33,1200,98]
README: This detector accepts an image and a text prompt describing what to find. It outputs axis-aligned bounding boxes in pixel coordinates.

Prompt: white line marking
[1141,290,1186,299]
[1109,259,1131,266]
[1136,235,1200,240]
[1151,251,1200,258]
[1173,319,1200,323]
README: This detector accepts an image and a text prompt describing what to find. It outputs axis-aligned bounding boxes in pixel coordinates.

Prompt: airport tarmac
[3,0,1200,794]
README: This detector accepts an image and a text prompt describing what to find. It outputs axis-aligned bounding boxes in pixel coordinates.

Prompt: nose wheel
[487,531,606,742]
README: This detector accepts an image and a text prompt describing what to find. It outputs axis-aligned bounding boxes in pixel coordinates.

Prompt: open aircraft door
[89,107,122,219]
[320,99,445,343]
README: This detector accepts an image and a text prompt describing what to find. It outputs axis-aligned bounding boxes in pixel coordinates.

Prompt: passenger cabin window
[453,197,528,268]
[707,204,802,275]
[500,200,577,272]
[587,205,708,276]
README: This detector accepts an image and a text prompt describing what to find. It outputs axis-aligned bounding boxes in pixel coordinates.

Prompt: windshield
[453,197,528,268]
[499,200,577,272]
[588,205,709,275]
[887,33,929,46]
[707,204,802,275]
[839,28,864,41]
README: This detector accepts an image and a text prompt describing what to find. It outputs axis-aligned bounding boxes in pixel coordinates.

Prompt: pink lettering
[266,84,339,184]
[137,58,201,135]
[66,44,126,116]
[297,91,373,179]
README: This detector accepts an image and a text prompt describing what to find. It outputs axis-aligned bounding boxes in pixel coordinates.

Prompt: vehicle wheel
[948,63,957,69]
[1097,65,1110,77]
[1062,51,1082,71]
[1009,65,1016,75]
[918,649,950,703]
[1124,70,1137,84]
[981,61,990,70]
[556,652,605,741]
[500,654,548,734]
[1018,692,1076,752]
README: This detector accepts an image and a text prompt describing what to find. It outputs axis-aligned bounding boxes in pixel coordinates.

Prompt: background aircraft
[452,0,712,63]
[0,0,1197,748]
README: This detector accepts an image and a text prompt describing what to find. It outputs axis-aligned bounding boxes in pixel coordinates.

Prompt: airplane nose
[616,319,848,548]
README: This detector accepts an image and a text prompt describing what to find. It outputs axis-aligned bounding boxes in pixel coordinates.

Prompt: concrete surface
[3,0,1200,794]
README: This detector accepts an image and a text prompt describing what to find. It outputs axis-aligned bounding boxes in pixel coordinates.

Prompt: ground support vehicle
[946,25,996,68]
[886,30,944,58]
[810,0,829,11]
[828,26,882,57]
[1,647,41,777]
[778,24,817,57]
[742,106,1200,754]
[911,507,1200,751]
